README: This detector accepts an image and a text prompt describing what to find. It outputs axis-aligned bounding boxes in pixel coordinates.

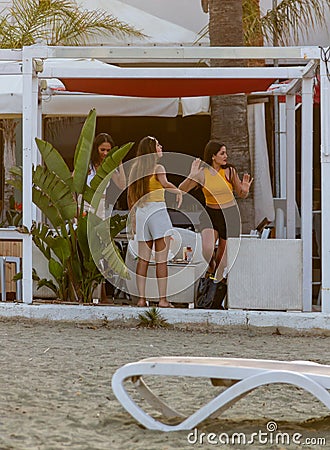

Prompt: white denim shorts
[136,201,173,242]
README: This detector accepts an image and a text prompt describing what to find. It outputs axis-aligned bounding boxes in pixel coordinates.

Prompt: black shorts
[199,205,240,240]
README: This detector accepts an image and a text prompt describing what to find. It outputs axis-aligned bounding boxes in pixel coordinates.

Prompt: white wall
[78,0,207,45]
[121,0,208,33]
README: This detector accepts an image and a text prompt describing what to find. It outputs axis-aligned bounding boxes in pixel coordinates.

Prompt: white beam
[286,94,296,239]
[301,77,314,312]
[46,45,320,61]
[41,65,306,80]
[0,49,22,60]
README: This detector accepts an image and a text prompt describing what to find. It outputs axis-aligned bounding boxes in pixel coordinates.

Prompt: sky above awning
[59,78,275,97]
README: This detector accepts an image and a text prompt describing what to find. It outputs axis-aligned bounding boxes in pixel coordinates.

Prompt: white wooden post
[279,102,287,198]
[320,55,330,313]
[35,80,43,223]
[22,48,39,304]
[301,77,314,312]
[286,94,296,239]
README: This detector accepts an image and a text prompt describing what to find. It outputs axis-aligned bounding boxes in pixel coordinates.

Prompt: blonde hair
[127,136,158,208]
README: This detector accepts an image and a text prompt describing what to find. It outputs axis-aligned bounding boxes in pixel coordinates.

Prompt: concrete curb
[0,303,329,332]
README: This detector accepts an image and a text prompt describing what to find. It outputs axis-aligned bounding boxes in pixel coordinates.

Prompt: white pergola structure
[0,45,329,314]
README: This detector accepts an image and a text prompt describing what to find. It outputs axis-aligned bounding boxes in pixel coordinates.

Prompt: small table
[125,256,197,308]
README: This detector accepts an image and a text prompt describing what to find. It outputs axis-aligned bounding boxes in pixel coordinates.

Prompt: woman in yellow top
[128,136,182,308]
[180,140,253,280]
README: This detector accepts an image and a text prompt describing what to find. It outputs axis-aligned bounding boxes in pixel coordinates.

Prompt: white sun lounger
[112,356,330,432]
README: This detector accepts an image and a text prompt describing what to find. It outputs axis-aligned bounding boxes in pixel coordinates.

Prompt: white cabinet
[227,238,303,311]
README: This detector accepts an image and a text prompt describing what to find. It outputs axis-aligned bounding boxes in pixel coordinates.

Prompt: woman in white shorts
[127,136,182,308]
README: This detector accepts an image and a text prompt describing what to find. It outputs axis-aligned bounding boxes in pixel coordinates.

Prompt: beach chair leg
[132,376,184,419]
[112,368,180,431]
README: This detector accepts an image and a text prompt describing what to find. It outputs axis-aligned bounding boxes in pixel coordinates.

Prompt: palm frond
[260,0,330,45]
[198,0,330,47]
[48,8,145,46]
[243,0,263,46]
[0,0,145,49]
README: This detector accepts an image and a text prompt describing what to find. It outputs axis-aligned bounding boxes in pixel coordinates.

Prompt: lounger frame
[112,357,330,432]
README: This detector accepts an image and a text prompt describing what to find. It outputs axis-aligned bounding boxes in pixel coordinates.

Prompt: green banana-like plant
[12,109,134,302]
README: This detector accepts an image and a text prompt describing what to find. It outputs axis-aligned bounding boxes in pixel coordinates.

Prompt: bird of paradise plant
[9,109,133,302]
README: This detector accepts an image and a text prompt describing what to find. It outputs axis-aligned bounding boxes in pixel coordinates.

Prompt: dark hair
[203,140,226,165]
[203,140,236,180]
[91,133,115,167]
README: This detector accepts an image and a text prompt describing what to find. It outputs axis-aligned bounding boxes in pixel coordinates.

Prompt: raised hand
[189,158,202,179]
[241,173,253,195]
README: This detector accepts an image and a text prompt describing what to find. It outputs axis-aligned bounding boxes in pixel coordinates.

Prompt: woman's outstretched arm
[155,165,182,208]
[179,158,204,192]
[230,168,253,198]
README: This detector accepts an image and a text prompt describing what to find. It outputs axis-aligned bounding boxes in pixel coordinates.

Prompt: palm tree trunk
[206,0,254,231]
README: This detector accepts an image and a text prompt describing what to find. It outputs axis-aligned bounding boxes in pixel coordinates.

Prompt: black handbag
[195,277,227,309]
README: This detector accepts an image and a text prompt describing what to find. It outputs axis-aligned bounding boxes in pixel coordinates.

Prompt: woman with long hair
[86,132,127,219]
[179,140,253,281]
[88,133,126,303]
[89,132,126,190]
[127,136,182,308]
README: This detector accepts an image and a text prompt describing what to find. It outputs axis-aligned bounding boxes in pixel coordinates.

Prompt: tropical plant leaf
[101,239,128,279]
[87,212,128,279]
[137,307,169,328]
[86,211,105,262]
[35,138,73,189]
[48,235,71,264]
[36,278,59,295]
[76,214,90,260]
[70,255,84,282]
[6,166,22,190]
[72,109,96,194]
[9,165,22,177]
[13,213,22,227]
[109,213,128,238]
[82,185,94,206]
[6,178,22,191]
[31,223,53,260]
[33,166,76,221]
[49,257,64,282]
[32,188,64,229]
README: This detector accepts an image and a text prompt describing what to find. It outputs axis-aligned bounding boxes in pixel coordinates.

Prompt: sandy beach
[0,317,329,450]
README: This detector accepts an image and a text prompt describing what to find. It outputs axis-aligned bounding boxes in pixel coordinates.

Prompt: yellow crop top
[202,167,234,206]
[146,174,165,202]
